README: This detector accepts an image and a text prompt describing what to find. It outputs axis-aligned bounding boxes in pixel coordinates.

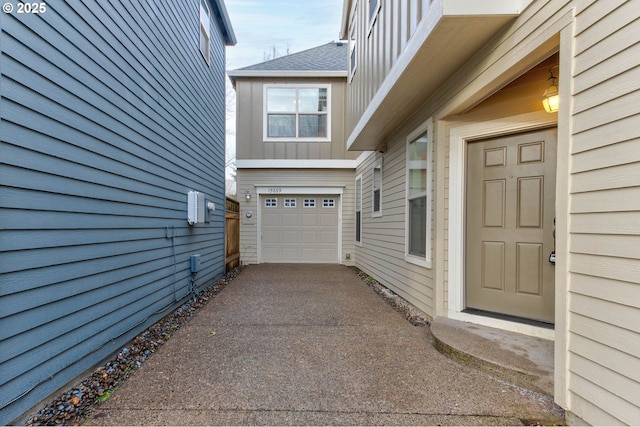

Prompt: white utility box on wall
[187,191,205,225]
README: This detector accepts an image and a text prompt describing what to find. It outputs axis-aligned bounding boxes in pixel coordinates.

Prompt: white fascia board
[236,159,358,169]
[354,151,374,168]
[227,70,347,79]
[210,0,236,45]
[340,0,354,39]
[442,0,524,15]
[237,153,374,169]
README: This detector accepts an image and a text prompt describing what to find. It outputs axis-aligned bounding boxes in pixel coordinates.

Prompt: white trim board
[255,186,344,195]
[447,110,556,340]
[237,152,373,170]
[237,159,356,169]
[228,70,347,79]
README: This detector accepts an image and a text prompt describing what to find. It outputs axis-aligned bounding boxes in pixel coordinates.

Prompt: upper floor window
[349,3,357,81]
[264,85,330,141]
[199,0,211,65]
[368,0,381,31]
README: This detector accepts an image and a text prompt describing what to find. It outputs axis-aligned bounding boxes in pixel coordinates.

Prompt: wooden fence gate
[225,197,240,271]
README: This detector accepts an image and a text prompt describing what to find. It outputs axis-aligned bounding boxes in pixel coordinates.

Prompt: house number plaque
[267,187,283,194]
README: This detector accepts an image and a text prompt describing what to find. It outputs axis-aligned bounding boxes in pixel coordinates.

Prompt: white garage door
[261,195,339,263]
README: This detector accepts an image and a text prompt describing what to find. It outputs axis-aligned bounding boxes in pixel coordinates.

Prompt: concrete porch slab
[430,317,554,397]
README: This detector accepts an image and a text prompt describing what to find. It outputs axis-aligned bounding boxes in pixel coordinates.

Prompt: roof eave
[210,0,236,46]
[227,70,348,85]
[339,0,353,39]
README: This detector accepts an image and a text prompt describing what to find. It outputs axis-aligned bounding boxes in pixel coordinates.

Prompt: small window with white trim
[405,119,432,268]
[372,160,382,217]
[284,198,297,208]
[303,198,316,208]
[265,198,277,208]
[198,0,211,65]
[323,199,335,208]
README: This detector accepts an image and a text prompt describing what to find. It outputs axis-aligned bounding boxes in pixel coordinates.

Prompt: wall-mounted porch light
[245,189,251,201]
[542,66,559,113]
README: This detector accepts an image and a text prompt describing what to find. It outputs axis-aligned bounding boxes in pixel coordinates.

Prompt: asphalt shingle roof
[236,41,348,72]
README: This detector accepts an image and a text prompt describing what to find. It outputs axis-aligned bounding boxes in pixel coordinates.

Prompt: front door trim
[448,111,556,339]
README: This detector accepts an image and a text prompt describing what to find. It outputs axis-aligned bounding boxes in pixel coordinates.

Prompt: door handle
[549,216,556,264]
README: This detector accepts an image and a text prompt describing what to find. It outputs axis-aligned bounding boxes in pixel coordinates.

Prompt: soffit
[347,2,522,151]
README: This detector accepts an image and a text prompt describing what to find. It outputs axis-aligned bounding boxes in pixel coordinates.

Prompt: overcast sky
[223,0,345,178]
[225,0,344,69]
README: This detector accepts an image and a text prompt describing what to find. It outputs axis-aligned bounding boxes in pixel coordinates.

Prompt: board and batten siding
[234,77,357,161]
[346,0,429,138]
[237,169,355,266]
[354,132,435,317]
[565,1,640,424]
[0,0,231,423]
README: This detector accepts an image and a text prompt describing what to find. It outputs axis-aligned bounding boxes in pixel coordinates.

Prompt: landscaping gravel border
[23,267,242,426]
[351,267,430,327]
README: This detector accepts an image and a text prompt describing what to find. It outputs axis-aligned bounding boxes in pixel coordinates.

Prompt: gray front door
[465,128,557,324]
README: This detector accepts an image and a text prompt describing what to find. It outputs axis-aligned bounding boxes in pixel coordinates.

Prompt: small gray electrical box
[190,254,200,273]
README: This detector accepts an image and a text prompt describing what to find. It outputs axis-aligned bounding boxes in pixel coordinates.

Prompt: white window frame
[265,198,277,208]
[367,0,381,35]
[372,159,382,217]
[263,84,331,142]
[348,2,358,81]
[303,198,316,208]
[355,174,362,245]
[405,119,432,268]
[198,0,211,65]
[284,198,297,208]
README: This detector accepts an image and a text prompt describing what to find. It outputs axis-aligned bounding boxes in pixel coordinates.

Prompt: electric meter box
[187,191,205,225]
[190,254,200,273]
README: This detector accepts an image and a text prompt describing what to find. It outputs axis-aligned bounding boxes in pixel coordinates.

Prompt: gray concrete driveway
[85,264,563,425]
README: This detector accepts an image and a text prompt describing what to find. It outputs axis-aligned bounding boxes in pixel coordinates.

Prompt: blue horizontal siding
[0,0,230,423]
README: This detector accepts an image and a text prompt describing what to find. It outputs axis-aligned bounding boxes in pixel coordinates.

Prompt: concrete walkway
[85,264,564,426]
